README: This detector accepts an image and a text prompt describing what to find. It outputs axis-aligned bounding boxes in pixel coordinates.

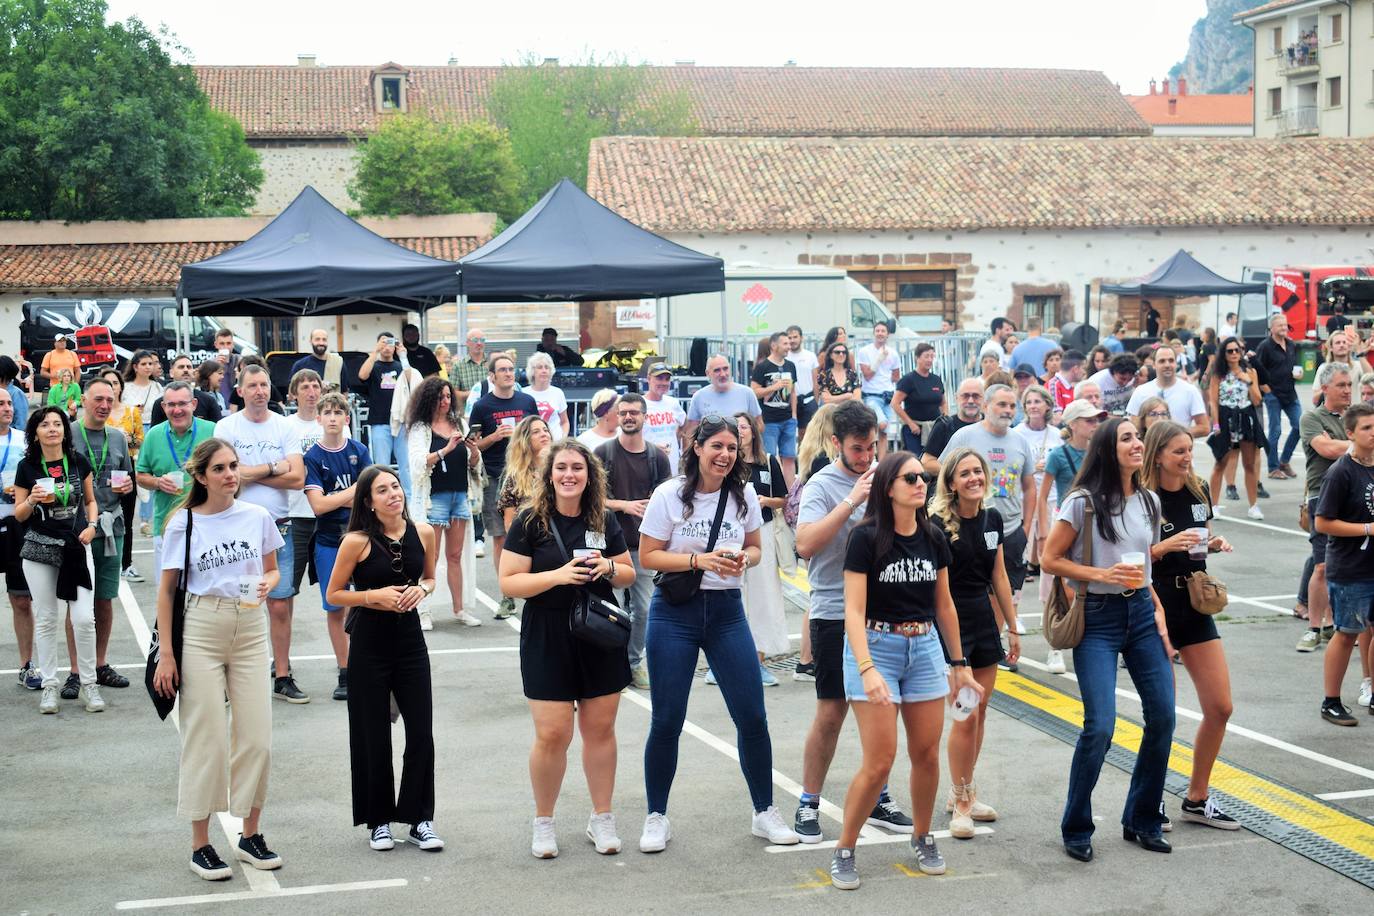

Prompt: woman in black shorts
[499,438,635,860]
[326,464,442,854]
[1142,421,1239,830]
[930,446,1019,840]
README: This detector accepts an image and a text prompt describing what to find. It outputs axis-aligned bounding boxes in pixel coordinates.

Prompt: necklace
[1351,451,1374,468]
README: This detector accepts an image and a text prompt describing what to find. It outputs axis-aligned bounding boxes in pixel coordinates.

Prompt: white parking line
[1316,788,1374,801]
[1209,510,1306,537]
[764,826,994,853]
[114,879,408,911]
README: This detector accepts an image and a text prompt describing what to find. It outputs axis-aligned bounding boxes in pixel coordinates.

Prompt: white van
[664,266,901,339]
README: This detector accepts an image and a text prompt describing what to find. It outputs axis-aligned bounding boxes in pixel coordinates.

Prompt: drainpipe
[1339,1,1351,136]
[1238,20,1257,137]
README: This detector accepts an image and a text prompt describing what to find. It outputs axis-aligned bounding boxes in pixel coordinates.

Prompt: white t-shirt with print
[524,384,568,428]
[643,393,686,473]
[214,410,300,519]
[285,414,350,519]
[160,501,285,597]
[639,477,763,590]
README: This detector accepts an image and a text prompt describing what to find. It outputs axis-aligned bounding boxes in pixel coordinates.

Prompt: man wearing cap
[1125,346,1209,437]
[1047,350,1087,413]
[786,325,819,434]
[40,334,80,382]
[537,327,581,368]
[683,354,761,442]
[750,330,799,484]
[642,363,686,471]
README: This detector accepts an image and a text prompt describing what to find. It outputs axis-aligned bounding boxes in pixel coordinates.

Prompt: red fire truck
[1256,266,1374,339]
[73,324,117,370]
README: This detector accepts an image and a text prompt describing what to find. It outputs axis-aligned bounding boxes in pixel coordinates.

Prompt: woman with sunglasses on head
[499,438,635,859]
[1041,417,1175,863]
[1141,421,1238,830]
[638,414,798,852]
[828,451,981,889]
[326,463,442,855]
[817,342,861,406]
[152,438,285,879]
[929,447,1016,843]
[1206,336,1264,520]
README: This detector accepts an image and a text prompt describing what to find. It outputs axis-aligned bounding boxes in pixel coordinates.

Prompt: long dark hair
[823,340,852,373]
[24,406,73,458]
[406,376,460,430]
[525,438,608,540]
[679,414,749,520]
[346,464,413,541]
[167,438,237,518]
[123,349,158,382]
[1068,417,1157,544]
[854,450,934,561]
[1209,335,1247,380]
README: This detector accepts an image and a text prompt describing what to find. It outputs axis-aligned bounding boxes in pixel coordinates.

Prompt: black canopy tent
[175,186,462,342]
[1098,248,1266,334]
[456,179,725,340]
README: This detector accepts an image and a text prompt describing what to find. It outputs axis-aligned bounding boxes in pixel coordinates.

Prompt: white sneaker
[1014,617,1027,636]
[418,609,433,631]
[39,685,58,714]
[121,565,144,583]
[80,683,106,712]
[639,812,671,853]
[531,816,558,858]
[1212,504,1223,514]
[1247,504,1264,520]
[586,812,622,854]
[454,609,482,627]
[1359,677,1372,708]
[751,805,800,845]
[1046,650,1066,674]
[474,539,486,558]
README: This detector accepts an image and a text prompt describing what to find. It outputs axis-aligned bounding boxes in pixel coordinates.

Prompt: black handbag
[548,513,632,651]
[145,507,192,721]
[652,488,729,605]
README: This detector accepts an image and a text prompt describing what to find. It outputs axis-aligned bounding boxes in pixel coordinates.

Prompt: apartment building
[1236,0,1374,137]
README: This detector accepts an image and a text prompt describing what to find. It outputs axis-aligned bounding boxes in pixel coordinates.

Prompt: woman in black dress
[499,438,635,860]
[929,446,1019,840]
[326,464,442,854]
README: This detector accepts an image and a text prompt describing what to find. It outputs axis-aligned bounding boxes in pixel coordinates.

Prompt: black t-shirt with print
[844,521,951,623]
[1315,455,1374,582]
[15,450,92,541]
[749,357,798,424]
[1152,482,1213,580]
[504,509,627,614]
[895,370,945,422]
[933,508,1003,602]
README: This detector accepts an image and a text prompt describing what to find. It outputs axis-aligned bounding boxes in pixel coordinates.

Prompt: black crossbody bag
[652,488,730,605]
[145,507,192,721]
[548,513,633,651]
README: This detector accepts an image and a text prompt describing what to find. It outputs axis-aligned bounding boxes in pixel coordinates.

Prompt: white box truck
[664,266,900,339]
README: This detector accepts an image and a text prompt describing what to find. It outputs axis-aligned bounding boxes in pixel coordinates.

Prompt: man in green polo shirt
[135,381,215,562]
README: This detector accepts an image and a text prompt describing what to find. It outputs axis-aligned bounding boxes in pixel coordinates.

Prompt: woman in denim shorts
[828,451,982,890]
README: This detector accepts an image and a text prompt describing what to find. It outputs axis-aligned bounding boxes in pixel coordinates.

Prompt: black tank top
[352,522,425,590]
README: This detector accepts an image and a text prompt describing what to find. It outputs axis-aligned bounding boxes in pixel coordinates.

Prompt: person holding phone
[499,439,635,859]
[1206,336,1264,520]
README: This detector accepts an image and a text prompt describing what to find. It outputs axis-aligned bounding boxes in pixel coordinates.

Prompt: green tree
[0,0,262,220]
[349,115,524,221]
[486,54,697,210]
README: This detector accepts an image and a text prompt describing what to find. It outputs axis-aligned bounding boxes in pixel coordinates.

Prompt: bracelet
[857,658,876,674]
[689,553,697,571]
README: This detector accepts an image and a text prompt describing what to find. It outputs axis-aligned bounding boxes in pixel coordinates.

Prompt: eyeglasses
[1146,410,1171,419]
[899,472,923,486]
[469,337,486,344]
[959,393,982,400]
[164,401,193,410]
[617,408,643,417]
[388,538,404,575]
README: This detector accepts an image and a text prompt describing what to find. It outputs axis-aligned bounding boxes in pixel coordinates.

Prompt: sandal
[1293,603,1309,620]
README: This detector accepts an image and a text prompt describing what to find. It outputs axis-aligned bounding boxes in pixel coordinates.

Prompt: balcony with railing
[1277,105,1318,137]
[1278,34,1320,77]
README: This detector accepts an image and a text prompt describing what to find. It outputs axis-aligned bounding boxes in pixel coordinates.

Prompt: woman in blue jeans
[637,414,799,853]
[1042,417,1177,863]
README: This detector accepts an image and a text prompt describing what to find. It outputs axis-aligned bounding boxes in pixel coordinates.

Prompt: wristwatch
[420,582,434,597]
[842,497,857,509]
[949,658,970,668]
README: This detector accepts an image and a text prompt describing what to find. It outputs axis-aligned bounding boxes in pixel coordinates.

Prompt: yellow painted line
[997,671,1374,861]
[795,868,831,889]
[780,567,809,593]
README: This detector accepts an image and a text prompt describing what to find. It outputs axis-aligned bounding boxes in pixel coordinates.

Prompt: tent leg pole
[720,290,728,370]
[458,295,468,348]
[181,297,190,353]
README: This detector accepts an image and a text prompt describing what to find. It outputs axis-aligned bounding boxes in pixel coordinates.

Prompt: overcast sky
[106,0,1209,94]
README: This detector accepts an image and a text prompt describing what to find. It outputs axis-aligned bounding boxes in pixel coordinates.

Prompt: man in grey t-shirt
[683,354,761,442]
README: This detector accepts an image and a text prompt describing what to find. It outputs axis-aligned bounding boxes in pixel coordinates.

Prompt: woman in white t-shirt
[524,352,571,437]
[637,415,798,853]
[153,437,285,881]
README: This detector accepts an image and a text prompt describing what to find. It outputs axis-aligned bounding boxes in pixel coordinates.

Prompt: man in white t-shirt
[215,364,307,703]
[979,317,1016,369]
[1124,346,1209,437]
[856,320,901,459]
[786,325,819,433]
[642,363,686,472]
[1221,312,1238,340]
[1087,353,1140,416]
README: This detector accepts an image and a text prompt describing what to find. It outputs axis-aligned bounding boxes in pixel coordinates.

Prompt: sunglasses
[832,349,848,356]
[468,337,486,343]
[1224,348,1241,354]
[899,472,923,486]
[388,538,404,575]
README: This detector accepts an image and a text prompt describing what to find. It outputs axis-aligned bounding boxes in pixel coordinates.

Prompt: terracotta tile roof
[194,65,1150,139]
[1233,0,1305,21]
[1124,93,1253,126]
[0,237,482,290]
[586,135,1374,233]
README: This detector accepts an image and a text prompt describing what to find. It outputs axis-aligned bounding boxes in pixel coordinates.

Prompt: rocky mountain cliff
[1170,0,1255,93]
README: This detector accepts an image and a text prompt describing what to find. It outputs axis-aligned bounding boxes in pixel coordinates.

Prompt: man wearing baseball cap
[642,363,686,472]
[41,333,81,383]
[537,327,581,368]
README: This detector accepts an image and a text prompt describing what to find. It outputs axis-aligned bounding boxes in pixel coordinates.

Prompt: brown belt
[865,619,934,637]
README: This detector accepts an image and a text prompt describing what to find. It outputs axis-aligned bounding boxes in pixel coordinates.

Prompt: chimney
[542,57,559,67]
[1177,77,1187,95]
[1149,78,1157,95]
[1161,77,1170,95]
[447,55,459,66]
[297,53,317,68]
[1168,97,1178,116]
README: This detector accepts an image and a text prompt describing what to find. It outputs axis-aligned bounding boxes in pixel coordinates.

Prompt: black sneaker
[1256,484,1270,500]
[333,668,348,701]
[997,658,1019,673]
[1224,484,1239,501]
[867,795,914,833]
[792,661,816,682]
[1159,800,1172,832]
[1180,796,1239,830]
[1322,700,1358,726]
[96,664,129,688]
[190,844,232,881]
[273,676,310,704]
[60,672,80,700]
[794,801,823,844]
[407,821,445,851]
[235,833,283,870]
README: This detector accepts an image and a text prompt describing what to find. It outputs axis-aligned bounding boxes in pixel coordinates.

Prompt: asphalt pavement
[3,396,1374,913]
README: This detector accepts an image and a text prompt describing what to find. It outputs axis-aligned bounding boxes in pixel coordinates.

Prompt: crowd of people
[6,310,1372,888]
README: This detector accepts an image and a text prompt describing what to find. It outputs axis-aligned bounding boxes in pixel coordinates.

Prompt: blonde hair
[1140,420,1208,504]
[501,415,552,508]
[1134,396,1172,432]
[930,447,989,542]
[798,404,839,483]
[1019,383,1053,416]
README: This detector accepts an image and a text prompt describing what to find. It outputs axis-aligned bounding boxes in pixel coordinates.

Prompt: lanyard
[52,453,71,507]
[79,424,108,482]
[166,422,199,468]
[0,429,11,477]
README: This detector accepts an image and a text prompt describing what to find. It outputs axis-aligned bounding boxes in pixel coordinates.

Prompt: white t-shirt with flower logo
[160,501,285,597]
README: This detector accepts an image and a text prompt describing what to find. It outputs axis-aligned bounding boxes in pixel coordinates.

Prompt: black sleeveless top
[352,522,425,590]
